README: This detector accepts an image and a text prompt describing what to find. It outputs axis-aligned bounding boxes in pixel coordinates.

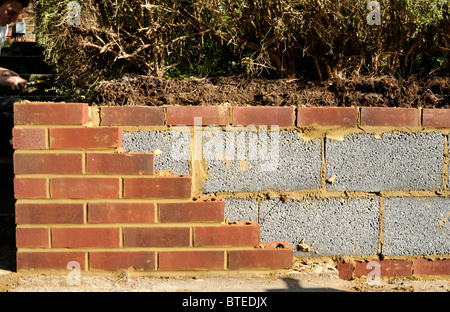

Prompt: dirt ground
[0,258,448,293]
[90,74,449,108]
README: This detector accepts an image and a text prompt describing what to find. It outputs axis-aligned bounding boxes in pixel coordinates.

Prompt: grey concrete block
[122,130,191,175]
[259,197,380,256]
[326,132,445,192]
[383,197,450,256]
[224,198,259,222]
[202,129,322,193]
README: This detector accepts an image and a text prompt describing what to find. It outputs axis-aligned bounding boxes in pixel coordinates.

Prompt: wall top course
[13,102,450,130]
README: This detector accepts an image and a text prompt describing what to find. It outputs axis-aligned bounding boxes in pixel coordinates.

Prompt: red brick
[159,197,224,223]
[90,251,156,271]
[413,259,450,276]
[297,107,358,127]
[16,228,49,248]
[52,227,120,248]
[14,153,83,174]
[337,262,354,280]
[50,177,120,199]
[14,178,47,199]
[14,102,89,125]
[159,251,225,271]
[228,242,293,270]
[123,227,190,247]
[422,109,450,128]
[232,106,294,126]
[86,152,155,175]
[12,128,47,150]
[360,107,420,127]
[16,203,84,224]
[49,127,122,149]
[88,203,156,223]
[354,260,412,277]
[100,106,165,126]
[194,221,260,247]
[167,106,229,126]
[123,175,191,199]
[17,251,86,270]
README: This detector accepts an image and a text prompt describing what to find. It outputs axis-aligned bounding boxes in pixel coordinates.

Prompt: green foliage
[34,0,449,99]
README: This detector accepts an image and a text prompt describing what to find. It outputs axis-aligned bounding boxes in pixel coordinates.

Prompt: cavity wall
[13,103,450,279]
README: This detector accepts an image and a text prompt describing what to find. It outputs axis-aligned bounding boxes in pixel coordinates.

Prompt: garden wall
[12,102,450,280]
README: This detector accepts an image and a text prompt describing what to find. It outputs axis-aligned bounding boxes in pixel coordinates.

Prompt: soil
[90,74,449,108]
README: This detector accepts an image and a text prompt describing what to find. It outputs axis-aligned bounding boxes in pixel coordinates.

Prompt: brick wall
[12,102,450,279]
[12,102,292,273]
